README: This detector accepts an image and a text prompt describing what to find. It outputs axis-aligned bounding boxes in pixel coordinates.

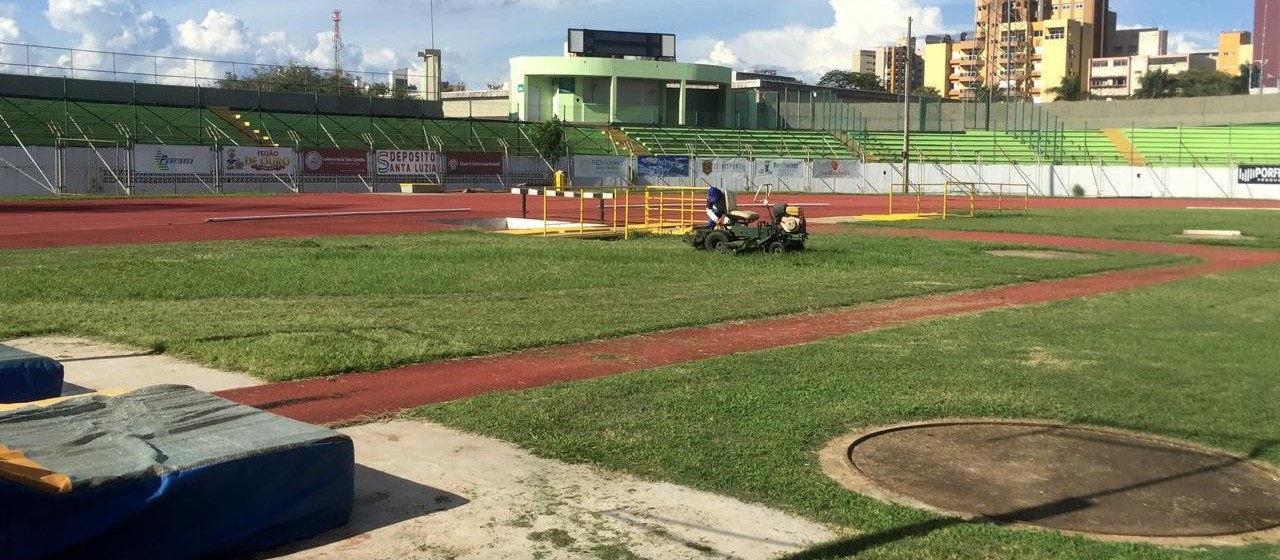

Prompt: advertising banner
[698,158,749,179]
[445,152,504,176]
[1238,165,1280,185]
[135,145,212,175]
[375,150,440,175]
[574,155,630,179]
[222,147,297,175]
[636,156,690,178]
[754,158,806,180]
[301,148,368,175]
[813,159,860,179]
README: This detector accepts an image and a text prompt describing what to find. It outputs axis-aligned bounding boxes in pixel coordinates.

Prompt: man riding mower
[685,185,808,254]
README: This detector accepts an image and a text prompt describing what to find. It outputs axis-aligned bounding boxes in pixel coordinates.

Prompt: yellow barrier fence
[513,187,630,238]
[509,185,730,237]
[643,186,707,232]
[889,181,1030,219]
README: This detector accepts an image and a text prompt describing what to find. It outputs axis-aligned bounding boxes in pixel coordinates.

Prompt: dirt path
[218,230,1280,425]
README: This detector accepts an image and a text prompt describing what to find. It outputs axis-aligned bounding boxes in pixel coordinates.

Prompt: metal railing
[0,41,432,98]
[889,180,1030,218]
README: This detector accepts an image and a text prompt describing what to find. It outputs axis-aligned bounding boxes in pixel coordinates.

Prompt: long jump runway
[216,230,1280,425]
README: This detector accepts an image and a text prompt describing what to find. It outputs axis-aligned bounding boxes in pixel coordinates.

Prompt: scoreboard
[567,29,677,60]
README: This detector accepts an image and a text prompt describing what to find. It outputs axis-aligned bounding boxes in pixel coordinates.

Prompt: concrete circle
[821,420,1280,545]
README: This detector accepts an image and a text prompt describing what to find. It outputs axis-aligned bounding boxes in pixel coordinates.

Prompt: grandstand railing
[0,41,431,99]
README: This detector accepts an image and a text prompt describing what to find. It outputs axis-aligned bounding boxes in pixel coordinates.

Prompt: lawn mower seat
[724,191,759,224]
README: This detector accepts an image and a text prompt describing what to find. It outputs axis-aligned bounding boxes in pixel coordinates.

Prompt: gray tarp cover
[0,384,349,488]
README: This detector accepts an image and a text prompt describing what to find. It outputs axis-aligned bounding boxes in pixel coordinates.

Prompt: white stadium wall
[1,146,1277,200]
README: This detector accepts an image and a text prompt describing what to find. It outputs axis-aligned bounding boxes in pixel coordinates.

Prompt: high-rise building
[1218,31,1254,76]
[973,0,1046,98]
[922,35,959,99]
[874,38,924,95]
[1106,28,1167,57]
[1045,0,1112,53]
[924,0,1098,102]
[1257,0,1279,89]
[854,50,877,75]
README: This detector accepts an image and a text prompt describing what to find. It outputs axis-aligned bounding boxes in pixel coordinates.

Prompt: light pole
[1005,0,1013,102]
[902,16,913,195]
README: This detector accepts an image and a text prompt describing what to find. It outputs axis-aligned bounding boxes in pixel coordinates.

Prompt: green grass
[0,231,1177,381]
[862,208,1280,248]
[417,262,1280,560]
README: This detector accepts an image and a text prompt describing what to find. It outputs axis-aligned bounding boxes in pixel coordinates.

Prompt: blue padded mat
[0,345,62,404]
[0,385,354,560]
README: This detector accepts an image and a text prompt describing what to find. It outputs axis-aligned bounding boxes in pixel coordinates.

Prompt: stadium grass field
[865,208,1280,248]
[4,203,1276,559]
[0,230,1176,381]
[417,255,1280,560]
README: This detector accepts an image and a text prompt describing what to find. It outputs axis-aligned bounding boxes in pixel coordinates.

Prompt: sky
[0,0,1262,89]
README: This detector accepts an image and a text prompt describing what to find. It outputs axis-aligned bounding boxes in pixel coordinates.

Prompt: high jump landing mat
[0,385,354,560]
[0,345,63,405]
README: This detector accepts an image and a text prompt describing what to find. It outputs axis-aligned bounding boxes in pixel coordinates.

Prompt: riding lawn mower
[684,196,808,254]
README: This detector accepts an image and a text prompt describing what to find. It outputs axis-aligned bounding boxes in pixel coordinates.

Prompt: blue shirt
[706,187,727,216]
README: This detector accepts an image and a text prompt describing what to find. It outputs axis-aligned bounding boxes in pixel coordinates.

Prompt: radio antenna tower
[332,9,344,83]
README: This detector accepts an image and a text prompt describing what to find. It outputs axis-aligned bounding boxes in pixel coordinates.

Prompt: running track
[216,230,1280,425]
[4,192,1280,250]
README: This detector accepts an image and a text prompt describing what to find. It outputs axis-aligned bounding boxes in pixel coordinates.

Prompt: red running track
[216,229,1280,425]
[3,193,1279,250]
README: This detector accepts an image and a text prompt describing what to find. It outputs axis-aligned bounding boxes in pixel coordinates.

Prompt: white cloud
[45,0,170,52]
[691,0,944,81]
[177,10,253,57]
[706,41,739,67]
[1170,32,1215,54]
[0,16,21,43]
[0,15,25,67]
[35,1,413,85]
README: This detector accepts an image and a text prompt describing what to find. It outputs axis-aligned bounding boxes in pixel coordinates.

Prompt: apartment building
[874,38,925,95]
[854,50,877,75]
[1218,31,1254,76]
[924,0,1103,102]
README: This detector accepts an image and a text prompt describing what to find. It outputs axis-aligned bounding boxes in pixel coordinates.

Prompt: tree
[912,86,942,97]
[1239,63,1262,93]
[969,83,1006,102]
[1133,69,1176,99]
[1046,75,1088,101]
[528,117,568,167]
[1175,69,1237,97]
[218,62,358,96]
[817,70,885,91]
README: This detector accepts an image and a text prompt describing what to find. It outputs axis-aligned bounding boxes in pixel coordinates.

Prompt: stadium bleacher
[620,127,856,158]
[0,97,242,146]
[0,96,618,157]
[1123,125,1280,167]
[0,94,1276,167]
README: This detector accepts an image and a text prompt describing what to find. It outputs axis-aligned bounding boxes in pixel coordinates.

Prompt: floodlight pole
[902,16,913,195]
[429,0,436,50]
[1005,0,1013,102]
